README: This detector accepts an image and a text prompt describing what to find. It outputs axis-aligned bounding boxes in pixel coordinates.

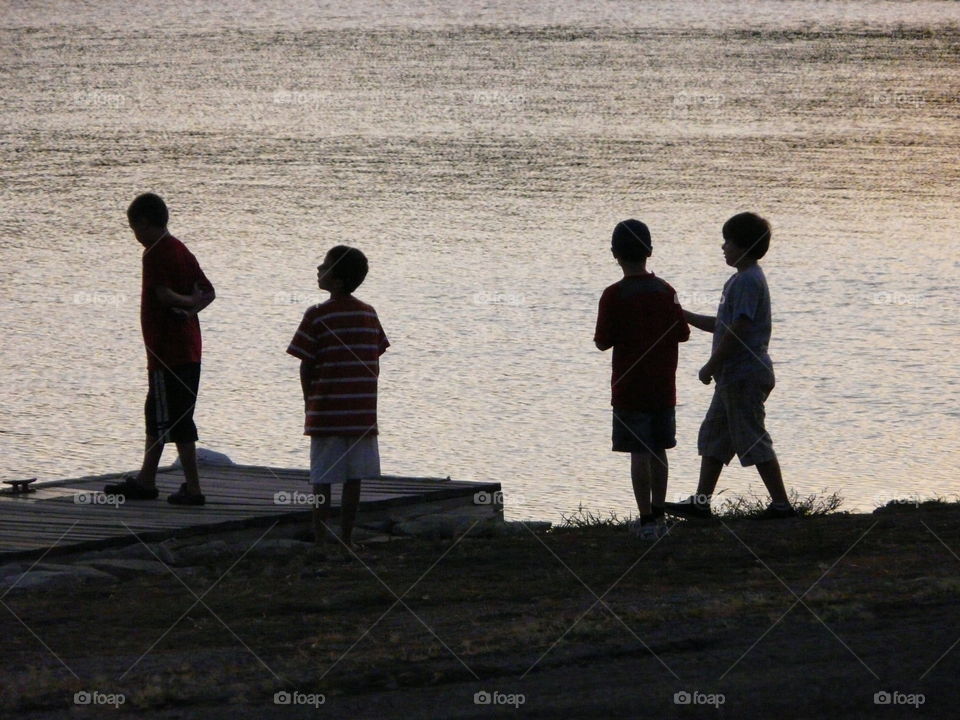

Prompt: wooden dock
[0,465,501,561]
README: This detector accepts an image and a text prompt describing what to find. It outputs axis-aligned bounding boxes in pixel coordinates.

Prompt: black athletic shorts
[145,363,201,443]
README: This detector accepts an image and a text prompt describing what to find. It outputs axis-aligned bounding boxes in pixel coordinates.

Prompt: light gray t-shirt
[713,264,774,386]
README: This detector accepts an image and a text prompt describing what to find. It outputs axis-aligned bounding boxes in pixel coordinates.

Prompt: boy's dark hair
[127,193,169,228]
[325,245,369,294]
[722,212,771,260]
[611,219,652,261]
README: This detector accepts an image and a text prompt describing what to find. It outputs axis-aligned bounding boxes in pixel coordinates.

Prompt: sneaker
[756,503,798,520]
[167,483,205,506]
[663,495,712,520]
[103,475,158,500]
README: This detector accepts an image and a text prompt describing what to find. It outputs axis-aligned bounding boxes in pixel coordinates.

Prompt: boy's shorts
[310,434,381,486]
[612,407,677,453]
[697,377,776,467]
[145,363,200,444]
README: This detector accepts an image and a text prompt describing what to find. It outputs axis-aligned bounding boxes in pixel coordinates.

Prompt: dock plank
[0,465,498,561]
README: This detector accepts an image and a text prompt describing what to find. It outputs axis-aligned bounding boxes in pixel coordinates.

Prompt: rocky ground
[2,502,959,718]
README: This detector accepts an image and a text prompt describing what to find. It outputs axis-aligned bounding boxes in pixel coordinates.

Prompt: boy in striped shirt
[287,246,389,559]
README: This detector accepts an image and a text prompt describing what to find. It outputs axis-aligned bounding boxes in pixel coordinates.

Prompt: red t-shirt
[140,233,213,371]
[286,295,390,436]
[594,273,690,410]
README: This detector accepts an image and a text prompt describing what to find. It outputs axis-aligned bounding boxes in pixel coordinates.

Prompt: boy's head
[317,245,368,295]
[611,219,652,263]
[721,212,770,265]
[127,193,169,245]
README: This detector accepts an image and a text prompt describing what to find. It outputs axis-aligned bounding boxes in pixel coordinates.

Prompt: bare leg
[755,456,789,505]
[312,483,332,548]
[696,456,725,501]
[630,453,652,516]
[174,441,202,494]
[139,436,164,486]
[340,479,362,548]
[651,448,668,508]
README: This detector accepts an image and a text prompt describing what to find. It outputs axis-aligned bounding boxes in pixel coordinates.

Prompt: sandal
[103,475,159,500]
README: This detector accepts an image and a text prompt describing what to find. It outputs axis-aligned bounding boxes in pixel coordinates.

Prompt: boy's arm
[164,283,216,317]
[594,290,614,351]
[299,360,312,403]
[699,315,751,384]
[683,309,716,333]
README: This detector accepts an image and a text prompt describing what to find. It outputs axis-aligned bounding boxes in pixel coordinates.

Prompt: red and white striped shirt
[287,296,389,436]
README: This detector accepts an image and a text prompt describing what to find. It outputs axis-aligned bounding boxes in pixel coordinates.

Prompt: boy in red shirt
[287,246,389,559]
[594,220,689,539]
[105,193,215,505]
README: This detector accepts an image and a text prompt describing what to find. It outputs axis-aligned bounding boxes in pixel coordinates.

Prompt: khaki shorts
[697,378,776,467]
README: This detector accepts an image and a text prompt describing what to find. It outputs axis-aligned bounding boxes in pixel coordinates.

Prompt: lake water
[1,0,958,521]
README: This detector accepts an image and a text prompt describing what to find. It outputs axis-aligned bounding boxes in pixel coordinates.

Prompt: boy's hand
[698,362,714,385]
[189,282,205,306]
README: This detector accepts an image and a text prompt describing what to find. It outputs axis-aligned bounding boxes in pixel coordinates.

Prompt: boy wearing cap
[594,220,690,539]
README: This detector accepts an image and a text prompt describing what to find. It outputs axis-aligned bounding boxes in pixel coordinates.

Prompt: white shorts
[310,434,381,486]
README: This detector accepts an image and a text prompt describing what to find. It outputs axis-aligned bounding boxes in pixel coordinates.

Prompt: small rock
[77,559,171,580]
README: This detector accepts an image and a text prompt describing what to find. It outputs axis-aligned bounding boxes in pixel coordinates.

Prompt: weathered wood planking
[0,465,499,561]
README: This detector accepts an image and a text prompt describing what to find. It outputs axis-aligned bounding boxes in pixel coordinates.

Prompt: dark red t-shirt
[594,273,690,410]
[140,233,213,371]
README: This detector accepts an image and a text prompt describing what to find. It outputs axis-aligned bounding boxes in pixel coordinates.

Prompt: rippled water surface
[1,1,958,520]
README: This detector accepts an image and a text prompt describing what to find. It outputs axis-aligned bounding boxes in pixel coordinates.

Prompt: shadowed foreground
[3,504,959,718]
